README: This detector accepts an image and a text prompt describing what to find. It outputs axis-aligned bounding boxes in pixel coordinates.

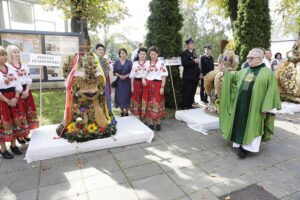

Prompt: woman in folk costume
[0,46,29,159]
[6,45,39,144]
[113,48,132,117]
[56,52,117,143]
[142,46,168,130]
[129,47,148,121]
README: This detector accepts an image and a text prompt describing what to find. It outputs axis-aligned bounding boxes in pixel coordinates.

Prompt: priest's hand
[131,88,134,93]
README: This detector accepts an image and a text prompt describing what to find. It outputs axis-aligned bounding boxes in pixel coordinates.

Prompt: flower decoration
[67,122,76,132]
[87,123,98,133]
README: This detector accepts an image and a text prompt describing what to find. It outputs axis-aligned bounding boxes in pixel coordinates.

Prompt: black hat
[204,45,212,49]
[96,43,105,50]
[185,38,194,45]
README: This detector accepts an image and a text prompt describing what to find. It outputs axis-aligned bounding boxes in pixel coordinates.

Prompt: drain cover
[219,184,277,200]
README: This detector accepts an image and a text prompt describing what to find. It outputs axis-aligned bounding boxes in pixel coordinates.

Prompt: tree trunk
[71,17,91,46]
[228,0,238,30]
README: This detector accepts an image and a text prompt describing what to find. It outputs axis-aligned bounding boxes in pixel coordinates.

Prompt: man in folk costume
[180,38,200,109]
[220,48,281,158]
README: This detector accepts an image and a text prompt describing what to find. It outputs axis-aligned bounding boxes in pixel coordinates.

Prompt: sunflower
[67,122,76,132]
[87,123,98,133]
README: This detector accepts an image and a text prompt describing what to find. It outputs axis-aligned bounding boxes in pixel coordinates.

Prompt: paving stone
[0,168,39,195]
[83,170,127,192]
[157,128,202,143]
[282,191,300,200]
[78,149,111,159]
[41,154,78,166]
[123,162,163,181]
[139,135,167,147]
[189,188,219,200]
[113,147,153,168]
[0,189,37,200]
[132,174,185,200]
[170,138,208,155]
[88,183,138,200]
[186,150,219,165]
[38,179,86,200]
[81,154,120,174]
[157,157,194,172]
[167,166,218,194]
[109,144,141,153]
[0,155,40,175]
[40,160,82,187]
[143,144,184,162]
[54,193,89,200]
[276,156,300,177]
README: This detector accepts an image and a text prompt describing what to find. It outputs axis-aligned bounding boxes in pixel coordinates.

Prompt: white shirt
[7,63,32,85]
[263,58,271,69]
[143,60,168,80]
[0,65,23,95]
[131,48,139,62]
[129,60,148,79]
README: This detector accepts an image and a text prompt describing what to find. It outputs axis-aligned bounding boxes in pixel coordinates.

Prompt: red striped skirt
[0,91,30,142]
[142,79,166,120]
[130,78,143,118]
[21,89,39,129]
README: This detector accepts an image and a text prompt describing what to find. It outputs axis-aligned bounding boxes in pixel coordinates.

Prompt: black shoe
[0,150,14,159]
[125,112,129,116]
[149,125,154,130]
[24,137,31,142]
[156,124,161,131]
[17,137,26,144]
[10,146,22,155]
[237,147,248,158]
[121,112,124,117]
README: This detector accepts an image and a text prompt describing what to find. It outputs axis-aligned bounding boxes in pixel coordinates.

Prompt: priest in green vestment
[219,48,281,158]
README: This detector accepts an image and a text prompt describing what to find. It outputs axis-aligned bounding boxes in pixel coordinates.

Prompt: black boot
[17,137,26,144]
[156,124,161,131]
[237,147,248,158]
[10,146,22,155]
[0,150,14,159]
[121,112,124,117]
[149,125,154,130]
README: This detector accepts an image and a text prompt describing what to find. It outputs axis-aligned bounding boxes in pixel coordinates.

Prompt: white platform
[25,116,154,163]
[175,108,219,134]
[271,101,300,115]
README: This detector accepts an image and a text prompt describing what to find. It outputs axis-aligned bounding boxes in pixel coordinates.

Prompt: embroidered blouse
[129,60,148,79]
[143,60,168,80]
[7,63,32,85]
[0,64,23,95]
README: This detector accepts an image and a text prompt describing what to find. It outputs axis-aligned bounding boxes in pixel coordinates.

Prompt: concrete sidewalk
[0,112,300,200]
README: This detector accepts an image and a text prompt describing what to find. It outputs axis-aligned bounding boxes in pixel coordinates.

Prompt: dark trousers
[200,79,208,102]
[182,79,196,109]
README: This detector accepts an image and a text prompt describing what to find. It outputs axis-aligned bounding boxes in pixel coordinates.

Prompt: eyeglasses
[247,57,260,61]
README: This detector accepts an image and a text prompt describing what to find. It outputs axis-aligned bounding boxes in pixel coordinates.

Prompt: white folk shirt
[129,60,148,79]
[143,60,168,80]
[7,63,32,86]
[0,65,23,95]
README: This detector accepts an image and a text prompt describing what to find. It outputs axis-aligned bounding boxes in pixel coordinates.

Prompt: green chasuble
[219,63,281,145]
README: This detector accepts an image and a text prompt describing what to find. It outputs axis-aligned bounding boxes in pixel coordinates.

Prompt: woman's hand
[21,91,29,99]
[9,97,18,107]
[160,87,164,95]
[131,87,134,93]
[142,79,147,86]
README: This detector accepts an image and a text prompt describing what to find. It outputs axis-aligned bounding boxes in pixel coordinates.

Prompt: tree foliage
[41,0,128,44]
[146,0,183,108]
[277,0,300,35]
[234,0,271,64]
[180,1,229,58]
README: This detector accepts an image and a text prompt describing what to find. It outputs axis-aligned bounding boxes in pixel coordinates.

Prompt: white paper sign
[165,57,182,66]
[21,53,62,67]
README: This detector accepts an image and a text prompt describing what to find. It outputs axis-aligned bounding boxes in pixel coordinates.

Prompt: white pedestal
[25,116,154,163]
[175,108,219,135]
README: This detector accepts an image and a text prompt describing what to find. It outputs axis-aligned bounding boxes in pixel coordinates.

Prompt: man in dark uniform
[199,45,214,103]
[181,38,200,109]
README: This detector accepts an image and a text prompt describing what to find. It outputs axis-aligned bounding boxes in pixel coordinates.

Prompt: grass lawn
[32,89,176,125]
